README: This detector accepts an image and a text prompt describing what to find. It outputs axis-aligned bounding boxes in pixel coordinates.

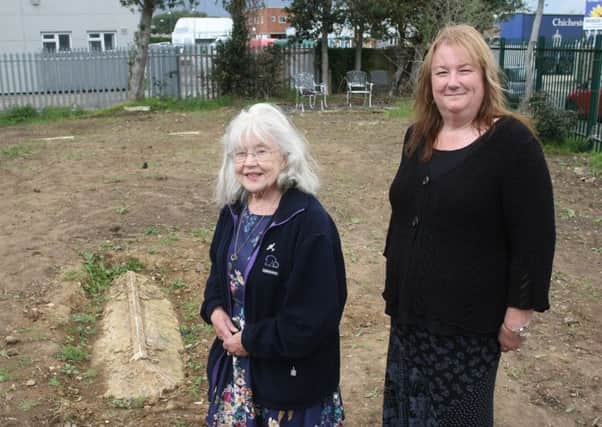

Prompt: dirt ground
[0,104,600,426]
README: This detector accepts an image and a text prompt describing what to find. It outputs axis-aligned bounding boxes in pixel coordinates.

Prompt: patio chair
[345,70,373,107]
[293,72,328,112]
[369,69,391,96]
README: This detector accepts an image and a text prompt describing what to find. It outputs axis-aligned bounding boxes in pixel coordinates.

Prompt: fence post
[535,36,545,92]
[498,38,506,70]
[587,34,602,142]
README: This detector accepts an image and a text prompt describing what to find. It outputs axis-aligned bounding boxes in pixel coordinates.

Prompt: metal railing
[492,35,602,151]
[0,45,316,112]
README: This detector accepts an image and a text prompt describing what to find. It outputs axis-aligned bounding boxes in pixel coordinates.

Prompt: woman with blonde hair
[382,24,555,425]
[201,103,346,426]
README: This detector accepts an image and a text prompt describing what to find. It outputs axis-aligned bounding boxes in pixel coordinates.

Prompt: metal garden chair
[293,72,327,112]
[345,70,373,107]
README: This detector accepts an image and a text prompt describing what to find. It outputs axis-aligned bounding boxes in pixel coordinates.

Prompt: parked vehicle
[171,17,233,46]
[503,65,526,105]
[565,83,602,121]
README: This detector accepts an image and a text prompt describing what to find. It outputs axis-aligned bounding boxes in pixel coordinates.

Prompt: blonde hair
[215,103,319,207]
[410,24,533,160]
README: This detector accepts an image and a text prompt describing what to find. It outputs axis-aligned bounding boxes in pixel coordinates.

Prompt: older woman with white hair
[201,103,347,427]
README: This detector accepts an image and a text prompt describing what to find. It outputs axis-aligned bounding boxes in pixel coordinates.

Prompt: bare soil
[0,104,600,426]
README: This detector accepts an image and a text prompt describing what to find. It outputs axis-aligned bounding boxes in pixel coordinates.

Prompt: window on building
[278,16,286,23]
[88,32,116,51]
[260,16,264,24]
[271,16,276,22]
[41,32,71,52]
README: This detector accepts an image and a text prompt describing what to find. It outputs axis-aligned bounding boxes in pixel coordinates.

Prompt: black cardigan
[383,116,556,335]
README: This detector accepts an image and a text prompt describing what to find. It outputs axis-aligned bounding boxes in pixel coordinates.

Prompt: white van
[171,17,233,46]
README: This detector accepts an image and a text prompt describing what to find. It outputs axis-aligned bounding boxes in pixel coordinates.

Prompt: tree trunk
[520,0,544,112]
[128,1,155,101]
[354,24,364,71]
[321,30,330,95]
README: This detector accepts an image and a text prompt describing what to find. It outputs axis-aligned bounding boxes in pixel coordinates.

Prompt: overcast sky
[193,0,588,18]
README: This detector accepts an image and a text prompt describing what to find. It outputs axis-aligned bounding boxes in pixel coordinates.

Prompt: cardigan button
[422,175,430,185]
[411,216,419,227]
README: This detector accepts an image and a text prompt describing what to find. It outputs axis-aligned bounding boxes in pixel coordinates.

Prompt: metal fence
[0,45,316,111]
[492,35,602,151]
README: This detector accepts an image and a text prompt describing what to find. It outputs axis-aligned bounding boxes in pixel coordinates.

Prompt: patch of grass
[160,231,180,245]
[0,140,45,160]
[171,278,187,291]
[144,225,161,236]
[97,96,233,115]
[0,368,8,382]
[60,363,79,377]
[591,152,602,175]
[0,105,85,127]
[81,252,144,297]
[49,376,60,387]
[114,206,129,215]
[107,396,147,409]
[386,98,413,120]
[18,399,40,412]
[560,207,576,220]
[183,301,199,321]
[542,137,590,154]
[17,357,34,368]
[57,345,89,363]
[191,226,212,243]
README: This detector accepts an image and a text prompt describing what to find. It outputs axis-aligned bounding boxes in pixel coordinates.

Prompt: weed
[49,376,60,387]
[561,207,576,220]
[160,231,180,245]
[107,396,146,409]
[171,278,187,291]
[183,301,199,321]
[72,312,96,325]
[114,206,129,215]
[96,96,233,116]
[144,225,161,236]
[81,252,144,297]
[1,140,45,160]
[0,105,85,127]
[0,368,8,382]
[147,247,159,255]
[18,399,40,412]
[187,359,204,371]
[179,324,204,346]
[57,345,89,363]
[60,363,79,377]
[191,226,212,243]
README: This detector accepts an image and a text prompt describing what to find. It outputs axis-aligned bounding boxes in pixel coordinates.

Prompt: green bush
[529,92,578,143]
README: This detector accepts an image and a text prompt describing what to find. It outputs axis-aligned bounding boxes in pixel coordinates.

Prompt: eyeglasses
[231,148,278,163]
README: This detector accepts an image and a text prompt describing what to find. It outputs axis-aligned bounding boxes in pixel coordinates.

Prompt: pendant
[290,366,297,377]
[230,253,237,261]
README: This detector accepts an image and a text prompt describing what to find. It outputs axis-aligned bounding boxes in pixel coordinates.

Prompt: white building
[0,0,140,53]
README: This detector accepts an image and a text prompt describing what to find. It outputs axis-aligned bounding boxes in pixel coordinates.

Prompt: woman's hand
[223,331,249,357]
[498,307,533,352]
[210,307,238,341]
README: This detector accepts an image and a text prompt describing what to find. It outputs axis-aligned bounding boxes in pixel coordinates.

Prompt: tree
[213,0,253,96]
[287,0,343,94]
[384,0,524,94]
[342,0,389,70]
[120,0,198,100]
[520,0,544,112]
[152,11,206,36]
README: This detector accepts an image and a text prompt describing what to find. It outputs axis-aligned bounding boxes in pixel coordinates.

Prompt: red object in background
[566,87,602,119]
[248,38,277,47]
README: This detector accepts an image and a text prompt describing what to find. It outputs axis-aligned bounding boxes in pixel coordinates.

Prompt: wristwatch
[504,323,529,338]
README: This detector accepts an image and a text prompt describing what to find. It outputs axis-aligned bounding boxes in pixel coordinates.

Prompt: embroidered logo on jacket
[262,254,280,276]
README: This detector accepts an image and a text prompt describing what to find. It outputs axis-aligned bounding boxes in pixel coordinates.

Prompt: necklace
[230,208,267,262]
[230,194,280,262]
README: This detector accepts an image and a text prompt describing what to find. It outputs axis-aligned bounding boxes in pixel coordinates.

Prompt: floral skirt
[207,354,344,427]
[382,323,500,427]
